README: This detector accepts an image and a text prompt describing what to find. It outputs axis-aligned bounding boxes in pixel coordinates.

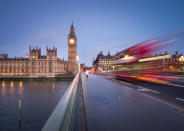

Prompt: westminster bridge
[42,72,184,131]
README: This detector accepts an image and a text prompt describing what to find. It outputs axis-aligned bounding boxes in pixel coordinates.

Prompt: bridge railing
[42,72,80,131]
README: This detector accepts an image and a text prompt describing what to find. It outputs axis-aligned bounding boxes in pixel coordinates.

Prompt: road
[98,73,184,108]
[82,74,184,131]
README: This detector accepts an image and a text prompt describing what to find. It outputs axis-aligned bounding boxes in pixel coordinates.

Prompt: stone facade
[93,51,114,72]
[161,51,184,72]
[0,46,68,77]
[68,22,77,74]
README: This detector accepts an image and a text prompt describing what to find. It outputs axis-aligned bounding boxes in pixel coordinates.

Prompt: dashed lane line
[158,83,184,88]
[119,81,132,86]
[138,86,160,94]
[176,98,184,102]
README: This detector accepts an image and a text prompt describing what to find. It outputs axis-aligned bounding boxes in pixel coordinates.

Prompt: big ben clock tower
[68,22,77,73]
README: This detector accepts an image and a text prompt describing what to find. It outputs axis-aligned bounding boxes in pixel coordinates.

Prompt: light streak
[145,39,176,50]
[139,55,172,62]
[144,74,178,80]
[130,40,157,50]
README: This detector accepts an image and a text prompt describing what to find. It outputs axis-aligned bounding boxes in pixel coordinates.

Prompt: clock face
[70,39,74,44]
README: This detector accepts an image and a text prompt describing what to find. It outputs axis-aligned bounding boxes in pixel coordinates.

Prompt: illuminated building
[80,63,86,71]
[0,22,78,77]
[93,51,114,72]
[68,22,77,74]
[0,47,67,77]
[162,51,184,72]
[114,50,184,74]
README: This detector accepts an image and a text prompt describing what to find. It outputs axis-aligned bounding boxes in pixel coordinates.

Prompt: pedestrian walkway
[82,74,184,131]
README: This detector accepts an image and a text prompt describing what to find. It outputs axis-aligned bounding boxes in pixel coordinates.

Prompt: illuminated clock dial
[70,39,74,44]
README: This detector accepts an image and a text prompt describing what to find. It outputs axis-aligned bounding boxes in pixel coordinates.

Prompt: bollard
[52,83,55,95]
[19,99,22,120]
[18,98,22,129]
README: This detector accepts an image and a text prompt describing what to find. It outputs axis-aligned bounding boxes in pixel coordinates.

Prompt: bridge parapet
[42,72,86,131]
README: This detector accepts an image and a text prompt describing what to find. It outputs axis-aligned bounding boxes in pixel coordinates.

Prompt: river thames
[0,81,70,131]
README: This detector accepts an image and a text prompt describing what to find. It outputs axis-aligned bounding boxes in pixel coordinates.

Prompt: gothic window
[49,62,52,73]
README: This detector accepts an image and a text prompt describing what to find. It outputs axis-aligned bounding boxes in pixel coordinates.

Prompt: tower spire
[70,21,74,33]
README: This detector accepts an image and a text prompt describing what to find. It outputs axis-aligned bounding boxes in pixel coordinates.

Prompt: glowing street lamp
[76,55,79,61]
[179,55,184,75]
[179,56,184,62]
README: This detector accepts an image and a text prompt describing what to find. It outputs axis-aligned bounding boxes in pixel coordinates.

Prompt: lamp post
[179,56,184,76]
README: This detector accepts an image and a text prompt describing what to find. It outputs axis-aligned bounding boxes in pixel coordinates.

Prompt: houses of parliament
[0,23,77,77]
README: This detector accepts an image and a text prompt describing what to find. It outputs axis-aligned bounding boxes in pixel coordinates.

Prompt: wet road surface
[82,74,184,131]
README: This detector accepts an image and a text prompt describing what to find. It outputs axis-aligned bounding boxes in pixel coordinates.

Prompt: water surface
[0,81,70,131]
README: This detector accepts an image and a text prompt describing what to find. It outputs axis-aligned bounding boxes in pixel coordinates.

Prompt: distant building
[129,51,184,73]
[93,51,114,72]
[80,63,86,71]
[0,46,67,77]
[0,22,78,77]
[162,51,184,72]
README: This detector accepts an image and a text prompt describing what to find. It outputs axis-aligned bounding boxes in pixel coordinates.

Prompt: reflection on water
[10,81,14,87]
[19,81,23,95]
[19,85,23,95]
[10,83,15,94]
[19,81,23,88]
[1,86,7,95]
[0,81,70,131]
[1,81,6,88]
[0,81,24,96]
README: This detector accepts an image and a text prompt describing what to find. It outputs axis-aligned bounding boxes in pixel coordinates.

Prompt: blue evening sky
[0,0,184,66]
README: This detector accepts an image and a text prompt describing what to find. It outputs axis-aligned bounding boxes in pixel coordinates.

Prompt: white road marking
[176,97,184,102]
[118,96,121,100]
[138,87,159,94]
[119,81,132,86]
[166,83,184,88]
[157,82,184,88]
